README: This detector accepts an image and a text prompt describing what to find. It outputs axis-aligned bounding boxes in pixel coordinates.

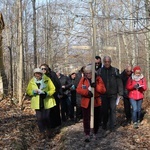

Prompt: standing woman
[26,68,56,139]
[126,66,147,129]
[40,64,62,128]
[76,64,106,142]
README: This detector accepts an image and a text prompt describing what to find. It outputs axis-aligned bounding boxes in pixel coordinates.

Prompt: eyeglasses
[95,62,100,65]
[41,68,46,70]
[126,70,132,73]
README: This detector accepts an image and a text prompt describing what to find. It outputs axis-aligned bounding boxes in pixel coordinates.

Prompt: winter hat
[133,66,141,73]
[84,64,92,73]
[33,68,43,74]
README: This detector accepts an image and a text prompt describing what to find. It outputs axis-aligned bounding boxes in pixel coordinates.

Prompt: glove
[40,91,47,99]
[91,82,96,88]
[33,90,38,95]
[134,83,139,89]
[88,91,93,98]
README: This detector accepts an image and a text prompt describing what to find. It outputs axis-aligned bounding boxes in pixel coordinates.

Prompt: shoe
[126,119,131,124]
[109,128,115,132]
[102,124,107,130]
[93,134,97,140]
[133,122,138,129]
[137,120,141,126]
[84,135,90,142]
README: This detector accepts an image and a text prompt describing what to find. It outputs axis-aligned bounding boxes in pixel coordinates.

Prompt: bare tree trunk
[32,0,37,67]
[18,0,23,106]
[117,22,121,71]
[145,0,150,93]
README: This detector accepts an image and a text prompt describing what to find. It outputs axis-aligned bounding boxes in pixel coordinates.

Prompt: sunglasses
[41,68,47,70]
[95,62,100,65]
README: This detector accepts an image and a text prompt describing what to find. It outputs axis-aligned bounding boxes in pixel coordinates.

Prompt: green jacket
[26,74,56,109]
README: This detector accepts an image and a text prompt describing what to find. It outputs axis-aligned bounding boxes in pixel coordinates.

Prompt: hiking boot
[133,122,138,129]
[137,120,141,126]
[102,124,107,130]
[84,135,90,142]
[92,134,97,140]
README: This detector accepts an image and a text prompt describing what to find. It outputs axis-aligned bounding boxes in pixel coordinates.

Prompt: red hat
[133,66,141,73]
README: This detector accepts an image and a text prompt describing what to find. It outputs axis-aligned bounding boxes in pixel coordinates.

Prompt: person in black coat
[74,66,85,122]
[69,72,77,121]
[40,64,61,129]
[56,71,72,122]
[120,65,132,125]
[100,56,123,131]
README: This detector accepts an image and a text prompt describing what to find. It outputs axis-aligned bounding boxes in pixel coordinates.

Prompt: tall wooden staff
[89,1,96,131]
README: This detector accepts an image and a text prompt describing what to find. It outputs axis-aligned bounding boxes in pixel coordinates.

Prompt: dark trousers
[76,94,82,120]
[60,95,72,121]
[123,97,131,120]
[49,96,61,128]
[82,104,100,135]
[35,109,51,132]
[101,95,117,129]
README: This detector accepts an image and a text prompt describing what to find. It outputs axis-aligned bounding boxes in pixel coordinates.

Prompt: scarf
[34,77,46,90]
[131,73,144,82]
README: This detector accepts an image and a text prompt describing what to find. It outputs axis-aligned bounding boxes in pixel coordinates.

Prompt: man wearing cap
[26,68,56,139]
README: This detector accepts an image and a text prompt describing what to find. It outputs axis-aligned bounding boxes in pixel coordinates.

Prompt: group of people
[26,55,147,142]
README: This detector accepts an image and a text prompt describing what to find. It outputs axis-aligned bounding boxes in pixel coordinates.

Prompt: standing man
[100,56,123,131]
[120,65,132,125]
[95,56,103,74]
[95,56,103,126]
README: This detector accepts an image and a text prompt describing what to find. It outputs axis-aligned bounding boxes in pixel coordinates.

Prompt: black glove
[91,82,96,88]
[88,91,93,97]
[134,83,139,89]
[40,91,47,99]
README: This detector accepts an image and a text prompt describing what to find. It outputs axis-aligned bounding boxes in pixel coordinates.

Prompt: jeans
[129,99,143,123]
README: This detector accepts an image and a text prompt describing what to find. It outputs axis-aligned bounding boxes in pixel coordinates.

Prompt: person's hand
[88,91,93,97]
[134,83,140,89]
[62,85,65,89]
[33,90,38,95]
[118,95,123,100]
[40,91,47,99]
[91,82,96,88]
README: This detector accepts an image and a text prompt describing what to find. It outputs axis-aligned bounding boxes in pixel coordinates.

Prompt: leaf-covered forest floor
[0,97,150,150]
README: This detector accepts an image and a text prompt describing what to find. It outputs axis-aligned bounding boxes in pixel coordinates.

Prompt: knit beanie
[133,66,141,73]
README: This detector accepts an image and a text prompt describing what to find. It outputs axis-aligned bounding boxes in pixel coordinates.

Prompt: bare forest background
[0,0,150,104]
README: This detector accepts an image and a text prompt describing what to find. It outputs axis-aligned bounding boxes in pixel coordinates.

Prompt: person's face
[85,71,92,79]
[40,66,47,74]
[125,67,132,76]
[95,58,101,67]
[71,73,76,79]
[134,70,141,76]
[34,72,42,80]
[103,58,111,68]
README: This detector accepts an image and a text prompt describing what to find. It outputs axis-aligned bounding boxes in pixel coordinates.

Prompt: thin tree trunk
[32,0,37,67]
[18,0,23,106]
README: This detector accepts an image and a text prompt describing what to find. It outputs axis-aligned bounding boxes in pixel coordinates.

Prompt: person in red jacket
[126,66,147,129]
[76,64,106,142]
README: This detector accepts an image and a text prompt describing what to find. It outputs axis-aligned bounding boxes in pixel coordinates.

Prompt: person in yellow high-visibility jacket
[26,68,56,139]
